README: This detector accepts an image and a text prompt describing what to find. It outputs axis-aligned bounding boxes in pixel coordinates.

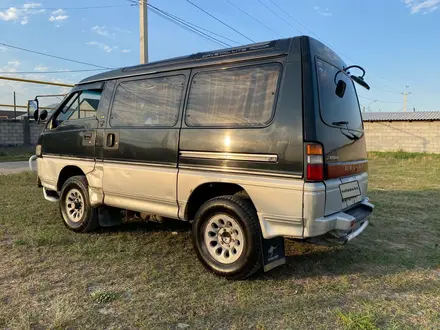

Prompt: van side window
[58,90,102,123]
[186,63,281,127]
[110,75,185,127]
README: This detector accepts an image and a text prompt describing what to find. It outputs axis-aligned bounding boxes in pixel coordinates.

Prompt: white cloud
[87,41,118,53]
[0,8,19,21]
[121,49,131,53]
[34,65,48,72]
[313,6,332,16]
[92,25,110,37]
[403,0,440,14]
[49,15,69,22]
[3,60,20,73]
[92,26,133,39]
[0,3,44,24]
[23,3,42,9]
[114,27,132,34]
[52,9,65,15]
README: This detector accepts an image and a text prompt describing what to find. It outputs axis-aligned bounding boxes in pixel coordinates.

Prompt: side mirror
[40,109,48,121]
[351,75,370,90]
[28,100,39,120]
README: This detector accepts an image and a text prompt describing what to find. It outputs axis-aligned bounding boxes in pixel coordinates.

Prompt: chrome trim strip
[103,159,176,168]
[263,214,303,225]
[179,164,302,179]
[180,151,278,163]
[42,154,95,162]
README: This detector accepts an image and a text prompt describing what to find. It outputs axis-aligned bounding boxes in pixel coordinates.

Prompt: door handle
[106,133,115,147]
[83,132,93,140]
[81,131,95,146]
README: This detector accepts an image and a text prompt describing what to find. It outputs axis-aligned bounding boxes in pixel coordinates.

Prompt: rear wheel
[59,175,99,232]
[192,196,263,280]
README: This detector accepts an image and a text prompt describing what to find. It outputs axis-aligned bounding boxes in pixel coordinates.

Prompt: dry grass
[0,155,439,329]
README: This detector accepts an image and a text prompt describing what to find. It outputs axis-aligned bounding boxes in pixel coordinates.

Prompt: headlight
[35,144,42,157]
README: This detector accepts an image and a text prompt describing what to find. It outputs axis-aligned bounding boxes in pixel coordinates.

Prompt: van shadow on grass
[262,188,440,281]
[97,188,440,281]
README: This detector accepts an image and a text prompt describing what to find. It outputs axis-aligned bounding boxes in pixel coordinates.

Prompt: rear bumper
[258,195,373,241]
[305,198,374,238]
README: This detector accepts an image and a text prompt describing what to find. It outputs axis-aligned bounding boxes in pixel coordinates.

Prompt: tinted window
[186,63,281,127]
[58,90,102,122]
[110,75,185,127]
[316,57,363,131]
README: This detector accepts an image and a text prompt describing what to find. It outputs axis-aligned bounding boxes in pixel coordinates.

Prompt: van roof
[79,36,304,85]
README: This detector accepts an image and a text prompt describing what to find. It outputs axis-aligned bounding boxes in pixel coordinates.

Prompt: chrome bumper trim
[341,220,369,244]
[28,155,37,172]
[43,187,59,203]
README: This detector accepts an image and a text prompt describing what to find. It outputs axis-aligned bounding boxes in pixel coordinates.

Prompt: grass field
[0,147,34,162]
[0,154,439,329]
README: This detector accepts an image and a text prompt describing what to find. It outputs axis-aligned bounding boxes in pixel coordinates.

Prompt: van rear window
[316,58,363,131]
[186,63,281,127]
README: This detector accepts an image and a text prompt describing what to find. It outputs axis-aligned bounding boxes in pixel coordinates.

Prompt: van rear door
[314,57,368,215]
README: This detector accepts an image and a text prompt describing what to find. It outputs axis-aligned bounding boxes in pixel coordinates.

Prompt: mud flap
[261,236,286,272]
[98,206,123,227]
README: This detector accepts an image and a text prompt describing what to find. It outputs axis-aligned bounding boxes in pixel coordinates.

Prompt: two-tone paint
[35,36,373,241]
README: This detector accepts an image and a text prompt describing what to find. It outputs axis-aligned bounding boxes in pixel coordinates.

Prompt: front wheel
[59,175,99,233]
[192,196,263,280]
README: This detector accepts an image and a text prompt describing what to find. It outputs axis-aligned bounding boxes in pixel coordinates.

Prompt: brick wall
[30,121,44,144]
[0,119,45,147]
[364,121,440,153]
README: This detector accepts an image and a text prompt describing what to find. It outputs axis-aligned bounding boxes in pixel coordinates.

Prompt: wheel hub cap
[204,214,244,264]
[65,188,84,223]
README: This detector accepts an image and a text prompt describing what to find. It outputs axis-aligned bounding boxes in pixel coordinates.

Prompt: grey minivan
[30,36,374,279]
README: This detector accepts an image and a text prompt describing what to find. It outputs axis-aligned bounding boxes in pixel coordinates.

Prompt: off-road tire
[192,195,263,280]
[59,175,99,233]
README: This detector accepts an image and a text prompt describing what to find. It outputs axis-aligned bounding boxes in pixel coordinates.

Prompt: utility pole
[402,85,411,112]
[140,0,148,64]
[13,91,16,119]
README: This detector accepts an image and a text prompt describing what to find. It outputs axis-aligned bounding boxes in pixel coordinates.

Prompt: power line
[185,0,254,43]
[224,0,283,38]
[162,8,240,45]
[148,5,232,47]
[0,69,108,74]
[149,6,230,47]
[148,3,239,46]
[0,42,112,69]
[0,5,135,10]
[256,0,302,35]
[267,0,312,36]
[265,0,413,100]
[358,96,401,104]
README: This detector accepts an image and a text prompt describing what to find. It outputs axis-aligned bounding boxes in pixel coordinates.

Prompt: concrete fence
[364,121,440,154]
[0,118,45,147]
[2,117,440,153]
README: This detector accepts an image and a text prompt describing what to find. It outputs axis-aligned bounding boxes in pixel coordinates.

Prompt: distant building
[0,110,27,120]
[362,112,440,153]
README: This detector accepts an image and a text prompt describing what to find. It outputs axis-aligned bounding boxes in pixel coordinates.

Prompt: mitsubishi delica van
[30,36,374,280]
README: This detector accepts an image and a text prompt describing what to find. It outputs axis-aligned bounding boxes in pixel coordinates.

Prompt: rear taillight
[305,143,324,181]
